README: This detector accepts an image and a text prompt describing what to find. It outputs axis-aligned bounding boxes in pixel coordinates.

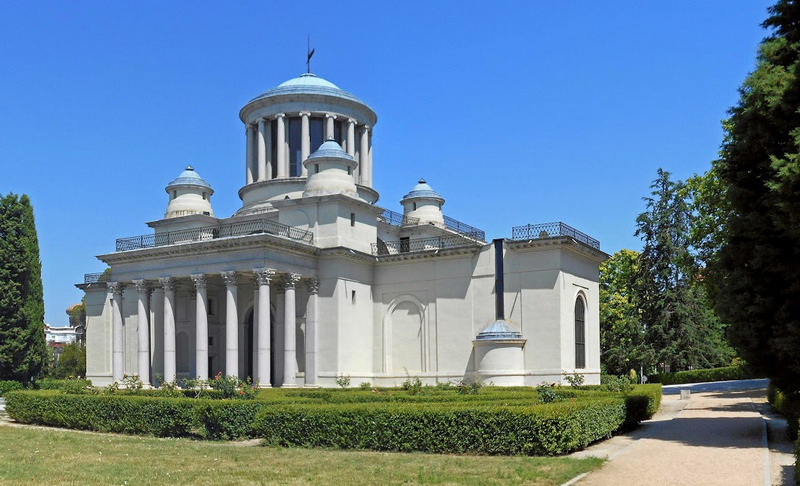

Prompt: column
[276,114,287,178]
[282,273,302,387]
[360,125,370,186]
[257,119,268,182]
[133,279,151,385]
[325,113,336,140]
[305,278,319,387]
[367,129,373,185]
[300,112,310,176]
[252,287,259,384]
[245,124,255,185]
[346,119,356,156]
[191,274,208,380]
[274,289,285,386]
[254,268,275,388]
[159,277,176,384]
[108,282,125,382]
[221,271,239,378]
[266,117,274,179]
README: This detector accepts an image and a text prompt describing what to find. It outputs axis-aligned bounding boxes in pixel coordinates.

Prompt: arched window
[575,297,586,369]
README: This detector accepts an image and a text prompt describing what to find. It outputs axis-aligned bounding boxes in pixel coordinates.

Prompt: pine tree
[714,0,800,393]
[0,193,47,382]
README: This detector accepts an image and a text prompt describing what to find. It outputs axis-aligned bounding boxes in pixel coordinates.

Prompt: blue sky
[0,1,773,325]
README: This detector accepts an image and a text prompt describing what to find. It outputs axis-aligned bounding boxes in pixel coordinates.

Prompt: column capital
[253,268,276,286]
[299,111,311,117]
[107,281,125,296]
[159,277,175,293]
[258,118,267,127]
[132,279,150,294]
[306,277,320,294]
[274,113,286,120]
[361,124,370,133]
[282,273,302,289]
[325,113,337,120]
[347,118,357,125]
[221,271,238,287]
[190,273,207,291]
[246,123,255,133]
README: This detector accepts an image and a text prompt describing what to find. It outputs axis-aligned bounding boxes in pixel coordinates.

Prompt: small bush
[401,377,423,395]
[768,382,800,441]
[359,382,372,390]
[536,383,559,403]
[335,375,350,388]
[648,366,751,385]
[600,374,633,392]
[564,373,585,388]
[0,381,23,397]
[456,380,484,395]
[209,373,256,399]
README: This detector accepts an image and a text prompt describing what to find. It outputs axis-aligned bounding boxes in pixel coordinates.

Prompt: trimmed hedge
[768,382,800,441]
[0,380,23,397]
[253,397,636,455]
[648,366,751,385]
[34,378,92,391]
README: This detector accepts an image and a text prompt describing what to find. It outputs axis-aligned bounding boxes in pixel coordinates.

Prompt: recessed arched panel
[389,300,423,373]
[574,296,586,369]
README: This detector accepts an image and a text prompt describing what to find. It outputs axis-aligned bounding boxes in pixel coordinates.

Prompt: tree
[51,342,86,379]
[599,249,646,376]
[713,0,800,393]
[635,169,732,372]
[0,193,48,382]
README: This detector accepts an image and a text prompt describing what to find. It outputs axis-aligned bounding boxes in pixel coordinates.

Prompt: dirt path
[570,381,795,486]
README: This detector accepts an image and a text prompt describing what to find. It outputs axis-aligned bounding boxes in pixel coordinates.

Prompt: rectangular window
[400,237,410,253]
[351,290,356,303]
[207,297,216,317]
[288,117,302,177]
[315,164,319,174]
[350,213,356,226]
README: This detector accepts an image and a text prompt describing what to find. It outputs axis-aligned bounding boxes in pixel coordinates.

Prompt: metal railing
[510,222,600,249]
[84,272,111,284]
[115,218,313,252]
[372,234,482,256]
[381,209,485,241]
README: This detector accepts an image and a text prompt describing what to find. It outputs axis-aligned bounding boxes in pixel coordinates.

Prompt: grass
[0,424,603,485]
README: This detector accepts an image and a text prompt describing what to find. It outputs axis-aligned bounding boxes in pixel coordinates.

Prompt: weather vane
[307,35,315,74]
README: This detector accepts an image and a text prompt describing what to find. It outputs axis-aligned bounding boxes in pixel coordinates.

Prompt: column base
[280,383,298,388]
[303,384,321,388]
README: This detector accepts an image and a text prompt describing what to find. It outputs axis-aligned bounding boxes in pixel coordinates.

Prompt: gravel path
[569,380,795,486]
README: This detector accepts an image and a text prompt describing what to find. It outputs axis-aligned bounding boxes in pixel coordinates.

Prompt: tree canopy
[0,193,47,382]
[713,0,800,393]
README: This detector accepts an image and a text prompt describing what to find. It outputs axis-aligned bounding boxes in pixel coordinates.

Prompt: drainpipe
[494,238,504,321]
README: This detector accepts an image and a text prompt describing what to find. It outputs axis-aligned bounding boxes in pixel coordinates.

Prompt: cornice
[98,232,318,266]
[374,245,482,263]
[504,237,609,263]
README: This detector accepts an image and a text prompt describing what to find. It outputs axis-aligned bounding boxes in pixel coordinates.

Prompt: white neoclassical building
[79,73,606,388]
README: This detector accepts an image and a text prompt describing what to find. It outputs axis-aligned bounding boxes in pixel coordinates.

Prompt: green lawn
[0,424,603,485]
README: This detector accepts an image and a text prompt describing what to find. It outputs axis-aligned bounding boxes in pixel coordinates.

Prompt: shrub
[335,374,350,388]
[193,400,267,440]
[33,378,92,391]
[359,382,372,390]
[208,373,256,399]
[401,377,423,395]
[564,373,585,388]
[648,366,751,385]
[600,374,633,392]
[6,391,195,437]
[536,383,559,403]
[253,398,632,456]
[768,382,800,441]
[0,380,23,397]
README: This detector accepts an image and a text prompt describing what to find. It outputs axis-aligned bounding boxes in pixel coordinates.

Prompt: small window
[202,211,210,216]
[350,213,356,227]
[351,290,356,303]
[575,297,586,369]
[413,202,417,211]
[347,167,352,175]
[315,164,319,174]
[172,190,177,199]
[202,192,207,200]
[207,297,216,317]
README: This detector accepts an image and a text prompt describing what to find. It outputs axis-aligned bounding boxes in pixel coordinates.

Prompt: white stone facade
[79,73,606,388]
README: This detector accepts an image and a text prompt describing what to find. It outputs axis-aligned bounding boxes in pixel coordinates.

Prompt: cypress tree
[714,0,800,393]
[0,193,47,382]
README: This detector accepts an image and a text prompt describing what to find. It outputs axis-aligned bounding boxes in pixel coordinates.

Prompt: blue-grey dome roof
[249,73,366,106]
[166,166,212,190]
[475,320,523,340]
[307,139,355,161]
[402,179,444,202]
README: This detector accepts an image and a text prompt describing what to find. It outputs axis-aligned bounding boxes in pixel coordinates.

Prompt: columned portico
[305,278,319,387]
[108,282,125,383]
[254,268,275,387]
[191,274,209,380]
[159,277,176,383]
[221,271,239,378]
[133,279,151,385]
[282,273,301,387]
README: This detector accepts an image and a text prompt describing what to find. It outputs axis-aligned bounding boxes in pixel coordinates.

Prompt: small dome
[166,166,212,190]
[475,320,523,340]
[307,139,355,161]
[402,178,444,202]
[249,73,365,105]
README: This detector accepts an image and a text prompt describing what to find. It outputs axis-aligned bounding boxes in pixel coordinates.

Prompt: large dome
[248,73,366,105]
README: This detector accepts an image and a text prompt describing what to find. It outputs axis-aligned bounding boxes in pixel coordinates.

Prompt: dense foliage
[648,365,752,385]
[708,0,800,396]
[599,250,645,376]
[0,193,47,382]
[6,384,662,455]
[49,342,86,379]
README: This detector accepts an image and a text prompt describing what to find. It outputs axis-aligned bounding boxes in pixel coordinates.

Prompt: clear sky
[0,1,774,325]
